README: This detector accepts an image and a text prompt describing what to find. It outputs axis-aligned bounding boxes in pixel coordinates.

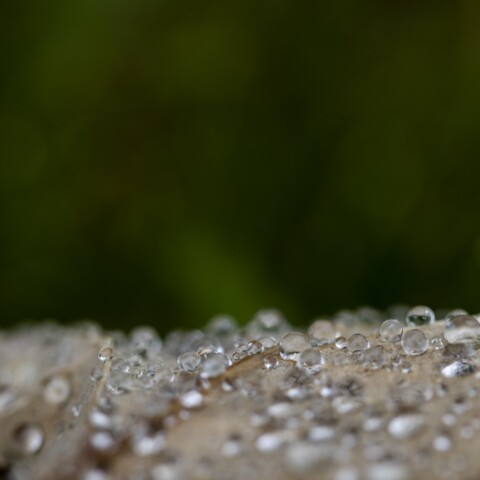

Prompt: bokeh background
[2,0,480,332]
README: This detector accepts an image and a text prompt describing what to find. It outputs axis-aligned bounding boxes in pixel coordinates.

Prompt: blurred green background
[1,0,480,332]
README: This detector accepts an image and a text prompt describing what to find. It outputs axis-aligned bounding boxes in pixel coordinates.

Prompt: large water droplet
[199,355,228,379]
[347,333,369,353]
[308,320,335,346]
[177,350,201,372]
[297,348,323,374]
[401,329,428,356]
[444,315,480,345]
[405,306,435,326]
[280,332,310,360]
[380,319,403,342]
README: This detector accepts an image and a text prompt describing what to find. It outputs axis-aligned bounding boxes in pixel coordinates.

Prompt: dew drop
[445,309,468,320]
[257,336,277,348]
[177,350,201,372]
[90,431,117,453]
[199,355,228,379]
[433,435,451,452]
[406,306,435,326]
[280,332,310,360]
[335,336,347,350]
[263,355,279,370]
[297,348,323,374]
[43,374,71,406]
[98,346,114,363]
[308,320,335,346]
[444,315,480,345]
[347,333,369,353]
[131,430,165,456]
[380,319,403,342]
[180,390,203,409]
[388,414,426,439]
[441,361,475,378]
[14,423,45,455]
[401,329,428,356]
[246,340,264,356]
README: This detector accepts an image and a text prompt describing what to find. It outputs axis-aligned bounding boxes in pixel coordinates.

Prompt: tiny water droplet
[98,346,114,363]
[180,390,203,409]
[263,355,279,369]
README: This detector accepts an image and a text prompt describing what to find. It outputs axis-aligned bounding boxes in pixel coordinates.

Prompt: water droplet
[401,329,428,356]
[297,348,323,374]
[445,308,468,320]
[263,355,278,370]
[131,429,165,456]
[308,425,335,442]
[43,374,71,406]
[222,434,244,457]
[335,336,347,349]
[255,430,295,452]
[88,408,113,429]
[285,441,334,473]
[98,346,114,363]
[388,414,426,439]
[347,333,369,353]
[366,463,407,480]
[433,435,451,451]
[250,309,289,334]
[14,423,45,454]
[180,390,203,409]
[363,345,385,367]
[246,340,264,355]
[90,431,117,453]
[444,315,480,344]
[380,319,403,342]
[430,336,446,350]
[151,464,184,480]
[406,305,435,326]
[82,469,111,480]
[206,314,237,336]
[177,350,201,372]
[441,361,475,378]
[280,332,310,360]
[308,320,335,346]
[199,355,228,379]
[257,336,277,348]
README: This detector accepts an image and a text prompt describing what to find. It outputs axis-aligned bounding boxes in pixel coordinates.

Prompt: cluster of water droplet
[2,306,480,479]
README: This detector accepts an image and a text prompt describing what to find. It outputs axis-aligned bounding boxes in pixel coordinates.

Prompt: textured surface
[2,312,480,479]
